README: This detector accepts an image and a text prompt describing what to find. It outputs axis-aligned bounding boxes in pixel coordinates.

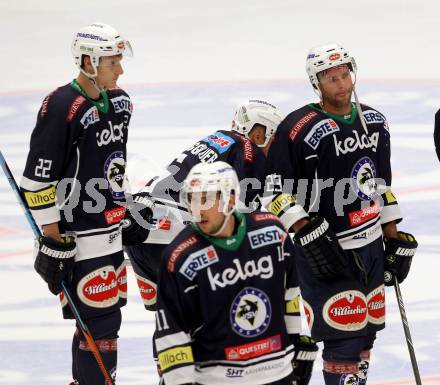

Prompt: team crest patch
[179,245,219,280]
[104,151,126,199]
[323,290,368,331]
[351,157,378,201]
[77,265,119,308]
[339,373,359,385]
[230,287,271,338]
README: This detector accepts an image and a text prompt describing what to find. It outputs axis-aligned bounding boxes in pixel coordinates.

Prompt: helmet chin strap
[204,196,235,237]
[208,211,234,237]
[79,66,105,94]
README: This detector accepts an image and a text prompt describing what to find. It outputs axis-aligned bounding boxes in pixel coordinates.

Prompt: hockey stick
[0,150,115,385]
[393,276,422,385]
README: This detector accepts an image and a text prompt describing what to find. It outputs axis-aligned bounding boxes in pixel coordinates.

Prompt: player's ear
[81,55,93,73]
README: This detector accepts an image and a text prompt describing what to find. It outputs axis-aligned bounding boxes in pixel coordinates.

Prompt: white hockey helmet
[306,43,357,92]
[181,161,240,217]
[71,22,133,78]
[231,99,283,147]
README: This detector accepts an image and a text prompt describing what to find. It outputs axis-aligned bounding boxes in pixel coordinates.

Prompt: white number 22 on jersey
[35,158,52,178]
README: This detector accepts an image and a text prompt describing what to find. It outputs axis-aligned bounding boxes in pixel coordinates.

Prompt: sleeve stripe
[31,206,61,226]
[285,287,300,300]
[380,204,402,225]
[20,176,57,191]
[156,331,192,352]
[284,315,302,334]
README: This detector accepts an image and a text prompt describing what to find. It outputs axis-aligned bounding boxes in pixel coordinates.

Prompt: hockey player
[154,161,317,385]
[20,23,135,385]
[123,99,284,312]
[264,43,418,385]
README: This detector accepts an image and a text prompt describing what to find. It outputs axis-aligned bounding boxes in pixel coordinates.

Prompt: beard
[321,85,353,111]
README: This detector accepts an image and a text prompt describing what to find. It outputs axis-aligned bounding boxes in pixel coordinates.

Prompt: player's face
[318,65,353,110]
[96,54,124,89]
[189,191,228,235]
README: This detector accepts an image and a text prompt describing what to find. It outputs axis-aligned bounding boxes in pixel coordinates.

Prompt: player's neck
[320,100,352,116]
[76,73,100,99]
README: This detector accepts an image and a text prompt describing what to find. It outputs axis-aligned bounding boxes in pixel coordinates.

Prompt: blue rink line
[0,81,439,135]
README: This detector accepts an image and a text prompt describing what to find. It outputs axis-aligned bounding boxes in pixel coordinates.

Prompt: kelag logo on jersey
[230,287,271,338]
[248,225,284,249]
[179,245,219,280]
[304,119,340,149]
[207,255,273,291]
[202,131,235,154]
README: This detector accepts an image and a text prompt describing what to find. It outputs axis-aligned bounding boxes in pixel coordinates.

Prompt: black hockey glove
[34,235,76,295]
[294,216,348,280]
[291,335,319,385]
[122,192,155,246]
[384,231,417,286]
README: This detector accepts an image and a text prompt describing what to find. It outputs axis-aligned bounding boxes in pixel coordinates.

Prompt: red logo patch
[167,235,199,272]
[367,285,385,325]
[158,217,171,230]
[104,206,126,225]
[135,273,157,306]
[77,266,119,308]
[116,262,127,299]
[323,290,368,331]
[349,202,380,227]
[59,291,68,308]
[302,299,314,330]
[289,111,318,142]
[67,95,86,123]
[252,213,282,224]
[224,335,282,361]
[329,53,341,61]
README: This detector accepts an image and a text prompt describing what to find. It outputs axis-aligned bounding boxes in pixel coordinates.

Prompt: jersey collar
[192,211,246,251]
[70,79,110,114]
[308,102,358,125]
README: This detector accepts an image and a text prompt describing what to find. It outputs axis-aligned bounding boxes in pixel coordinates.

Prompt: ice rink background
[1,1,440,384]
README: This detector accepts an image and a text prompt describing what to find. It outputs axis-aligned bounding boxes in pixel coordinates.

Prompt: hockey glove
[34,235,76,295]
[292,335,319,385]
[384,231,417,286]
[122,192,155,246]
[294,216,348,280]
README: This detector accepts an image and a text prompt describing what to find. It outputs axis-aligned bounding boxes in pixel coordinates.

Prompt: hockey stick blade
[0,150,115,385]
